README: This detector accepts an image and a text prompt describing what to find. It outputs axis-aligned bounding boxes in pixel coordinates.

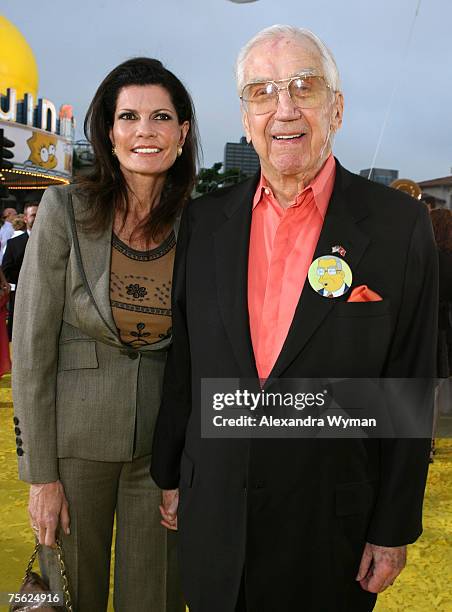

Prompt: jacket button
[128,351,139,360]
[14,427,21,436]
[16,448,24,456]
[16,437,23,446]
[13,417,19,425]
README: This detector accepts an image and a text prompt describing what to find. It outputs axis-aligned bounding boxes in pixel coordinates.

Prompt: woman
[12,57,198,611]
[11,213,26,237]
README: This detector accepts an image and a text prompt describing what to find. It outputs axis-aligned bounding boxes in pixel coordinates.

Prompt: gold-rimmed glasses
[240,73,333,115]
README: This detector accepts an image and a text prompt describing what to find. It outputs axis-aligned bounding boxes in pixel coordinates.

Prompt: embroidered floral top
[110,231,175,347]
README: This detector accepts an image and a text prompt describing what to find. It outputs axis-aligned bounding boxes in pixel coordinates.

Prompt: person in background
[2,204,39,340]
[0,207,17,263]
[429,207,452,460]
[0,264,11,377]
[11,213,27,238]
[12,57,197,612]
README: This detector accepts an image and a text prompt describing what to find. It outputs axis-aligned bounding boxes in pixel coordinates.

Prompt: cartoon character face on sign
[27,132,58,169]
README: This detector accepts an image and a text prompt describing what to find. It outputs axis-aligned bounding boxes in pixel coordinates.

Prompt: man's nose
[274,88,302,120]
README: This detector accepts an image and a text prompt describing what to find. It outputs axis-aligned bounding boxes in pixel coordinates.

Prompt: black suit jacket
[2,232,28,286]
[151,162,438,612]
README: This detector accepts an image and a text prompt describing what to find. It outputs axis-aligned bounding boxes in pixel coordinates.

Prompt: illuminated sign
[0,88,75,180]
[0,88,75,137]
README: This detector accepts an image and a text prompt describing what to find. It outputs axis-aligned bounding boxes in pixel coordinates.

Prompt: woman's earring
[112,145,117,156]
[177,146,183,157]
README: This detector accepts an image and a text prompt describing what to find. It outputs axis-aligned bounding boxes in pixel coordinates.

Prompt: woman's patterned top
[110,231,175,347]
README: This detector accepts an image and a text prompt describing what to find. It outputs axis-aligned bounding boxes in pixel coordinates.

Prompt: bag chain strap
[24,539,73,612]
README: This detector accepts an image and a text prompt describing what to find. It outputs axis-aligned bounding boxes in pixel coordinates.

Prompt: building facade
[359,168,399,186]
[418,176,452,210]
[224,136,260,176]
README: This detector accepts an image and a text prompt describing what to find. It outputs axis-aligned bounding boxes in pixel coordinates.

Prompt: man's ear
[330,92,344,132]
[241,106,252,144]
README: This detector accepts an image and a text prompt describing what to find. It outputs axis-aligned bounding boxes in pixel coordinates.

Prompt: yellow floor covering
[1,372,451,611]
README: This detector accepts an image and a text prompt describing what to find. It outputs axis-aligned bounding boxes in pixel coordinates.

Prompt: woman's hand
[29,480,70,547]
[159,489,179,531]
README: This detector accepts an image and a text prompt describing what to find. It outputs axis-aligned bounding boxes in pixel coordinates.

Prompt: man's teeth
[273,134,304,140]
[133,147,161,153]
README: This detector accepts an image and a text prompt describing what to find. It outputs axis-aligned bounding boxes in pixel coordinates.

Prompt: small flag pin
[332,245,346,257]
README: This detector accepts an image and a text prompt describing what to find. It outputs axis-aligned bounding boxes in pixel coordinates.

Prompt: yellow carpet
[1,372,451,611]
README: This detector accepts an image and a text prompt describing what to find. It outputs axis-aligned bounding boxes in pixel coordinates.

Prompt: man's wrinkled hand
[159,489,179,531]
[29,480,70,547]
[356,542,406,592]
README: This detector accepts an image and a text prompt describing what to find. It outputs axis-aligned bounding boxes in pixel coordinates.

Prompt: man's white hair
[235,25,341,95]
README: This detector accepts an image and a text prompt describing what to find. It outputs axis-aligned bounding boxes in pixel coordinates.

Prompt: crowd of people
[0,23,451,612]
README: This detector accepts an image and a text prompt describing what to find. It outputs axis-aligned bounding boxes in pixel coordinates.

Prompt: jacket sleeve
[151,202,192,489]
[366,204,438,546]
[2,239,20,284]
[12,186,70,484]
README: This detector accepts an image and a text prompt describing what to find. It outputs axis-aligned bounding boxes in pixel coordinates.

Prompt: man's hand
[159,489,179,531]
[29,480,70,547]
[356,542,406,592]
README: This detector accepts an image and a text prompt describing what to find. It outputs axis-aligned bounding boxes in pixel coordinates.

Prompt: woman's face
[109,84,189,181]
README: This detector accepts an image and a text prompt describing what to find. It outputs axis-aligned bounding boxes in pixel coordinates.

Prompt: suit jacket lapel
[214,176,259,379]
[69,191,120,346]
[267,164,371,380]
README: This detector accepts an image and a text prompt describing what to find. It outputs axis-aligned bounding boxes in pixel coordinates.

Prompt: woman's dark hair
[78,57,199,241]
[430,208,452,253]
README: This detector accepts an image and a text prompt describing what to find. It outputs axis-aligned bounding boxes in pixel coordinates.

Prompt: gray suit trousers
[39,455,185,612]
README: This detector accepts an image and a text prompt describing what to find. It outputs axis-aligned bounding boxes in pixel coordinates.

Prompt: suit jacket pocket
[334,300,391,318]
[57,339,99,371]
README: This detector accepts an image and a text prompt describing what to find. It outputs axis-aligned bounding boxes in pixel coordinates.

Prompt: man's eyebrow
[243,68,319,85]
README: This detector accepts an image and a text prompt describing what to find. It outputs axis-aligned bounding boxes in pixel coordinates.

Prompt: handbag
[10,539,73,612]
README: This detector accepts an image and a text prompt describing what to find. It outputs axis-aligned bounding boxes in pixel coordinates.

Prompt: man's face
[241,36,343,185]
[317,257,345,292]
[2,208,17,222]
[24,206,38,230]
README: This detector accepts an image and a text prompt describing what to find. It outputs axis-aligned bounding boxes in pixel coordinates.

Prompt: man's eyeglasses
[240,73,332,115]
[317,267,340,276]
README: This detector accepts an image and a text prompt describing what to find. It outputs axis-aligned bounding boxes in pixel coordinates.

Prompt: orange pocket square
[347,285,383,302]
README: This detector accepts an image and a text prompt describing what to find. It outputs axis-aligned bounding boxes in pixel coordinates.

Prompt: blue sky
[1,0,450,180]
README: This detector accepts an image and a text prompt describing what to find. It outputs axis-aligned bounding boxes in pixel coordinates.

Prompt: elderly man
[152,25,437,612]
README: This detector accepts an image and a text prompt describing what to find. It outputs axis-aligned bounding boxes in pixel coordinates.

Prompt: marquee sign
[0,87,75,186]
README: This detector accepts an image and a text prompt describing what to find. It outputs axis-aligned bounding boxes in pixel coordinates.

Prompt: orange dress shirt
[248,154,336,380]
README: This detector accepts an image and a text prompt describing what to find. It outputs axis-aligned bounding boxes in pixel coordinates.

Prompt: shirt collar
[252,154,336,219]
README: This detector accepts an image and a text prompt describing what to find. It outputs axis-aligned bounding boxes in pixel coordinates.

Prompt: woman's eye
[155,113,172,120]
[118,112,136,120]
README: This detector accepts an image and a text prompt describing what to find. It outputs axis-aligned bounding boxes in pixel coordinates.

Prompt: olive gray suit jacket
[12,184,173,484]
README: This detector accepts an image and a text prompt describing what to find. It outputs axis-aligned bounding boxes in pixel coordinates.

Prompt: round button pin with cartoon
[308,255,353,298]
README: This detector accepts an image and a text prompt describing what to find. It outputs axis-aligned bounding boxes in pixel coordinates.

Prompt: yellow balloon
[0,15,39,100]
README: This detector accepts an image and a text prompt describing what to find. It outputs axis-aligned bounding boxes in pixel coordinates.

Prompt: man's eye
[293,80,311,91]
[118,112,136,120]
[253,85,273,98]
